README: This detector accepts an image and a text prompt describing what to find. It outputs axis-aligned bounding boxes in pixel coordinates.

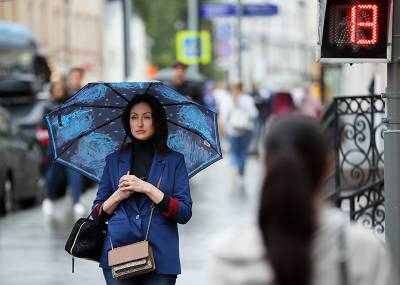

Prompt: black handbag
[65,209,106,272]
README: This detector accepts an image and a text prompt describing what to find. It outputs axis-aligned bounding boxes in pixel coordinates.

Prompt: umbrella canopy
[45,81,222,183]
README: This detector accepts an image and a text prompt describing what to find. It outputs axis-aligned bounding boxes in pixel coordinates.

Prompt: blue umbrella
[45,81,222,182]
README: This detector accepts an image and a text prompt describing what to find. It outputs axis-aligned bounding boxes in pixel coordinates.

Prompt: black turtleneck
[130,138,155,204]
[130,138,155,179]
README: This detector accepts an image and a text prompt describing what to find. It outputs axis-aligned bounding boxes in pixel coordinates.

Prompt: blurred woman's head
[49,80,68,102]
[121,94,169,153]
[231,82,243,96]
[258,115,330,285]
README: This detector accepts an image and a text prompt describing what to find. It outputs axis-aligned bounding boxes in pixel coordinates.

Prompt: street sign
[200,3,237,19]
[317,0,392,63]
[200,3,279,19]
[242,4,278,16]
[176,30,212,65]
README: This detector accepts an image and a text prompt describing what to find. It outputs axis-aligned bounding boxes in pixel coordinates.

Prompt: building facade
[0,0,103,82]
[212,0,317,92]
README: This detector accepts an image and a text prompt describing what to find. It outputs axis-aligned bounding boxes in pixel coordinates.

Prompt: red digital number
[350,4,378,45]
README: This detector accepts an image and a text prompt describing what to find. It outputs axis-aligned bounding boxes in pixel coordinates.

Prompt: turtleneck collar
[131,137,155,153]
[130,137,155,182]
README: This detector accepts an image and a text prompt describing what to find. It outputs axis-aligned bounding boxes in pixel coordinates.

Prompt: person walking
[92,94,192,285]
[206,115,396,285]
[222,82,258,185]
[67,66,85,95]
[62,67,86,215]
[167,61,204,105]
[42,80,85,216]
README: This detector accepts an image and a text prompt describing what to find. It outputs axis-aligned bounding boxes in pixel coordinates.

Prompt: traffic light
[317,0,392,63]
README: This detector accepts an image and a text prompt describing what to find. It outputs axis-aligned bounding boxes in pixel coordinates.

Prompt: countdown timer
[320,0,391,62]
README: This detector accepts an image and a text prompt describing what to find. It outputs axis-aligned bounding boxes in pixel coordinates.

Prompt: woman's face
[129,102,155,141]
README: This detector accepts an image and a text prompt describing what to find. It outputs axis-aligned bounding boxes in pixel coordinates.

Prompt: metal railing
[322,95,386,233]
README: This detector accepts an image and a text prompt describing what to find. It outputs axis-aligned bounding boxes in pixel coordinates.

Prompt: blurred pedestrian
[203,80,217,112]
[249,82,270,156]
[206,115,396,285]
[212,81,231,153]
[222,82,258,185]
[41,76,86,217]
[92,94,192,285]
[68,66,85,95]
[167,61,203,105]
[299,87,322,118]
[64,67,86,215]
[270,91,295,116]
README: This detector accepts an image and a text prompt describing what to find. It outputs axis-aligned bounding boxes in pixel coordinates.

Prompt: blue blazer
[93,147,192,275]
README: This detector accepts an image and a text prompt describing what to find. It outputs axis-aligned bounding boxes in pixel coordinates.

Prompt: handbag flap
[108,241,150,266]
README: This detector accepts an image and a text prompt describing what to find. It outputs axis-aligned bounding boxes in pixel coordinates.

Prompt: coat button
[135,214,140,220]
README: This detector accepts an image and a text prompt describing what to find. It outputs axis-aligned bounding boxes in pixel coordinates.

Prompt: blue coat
[93,147,192,275]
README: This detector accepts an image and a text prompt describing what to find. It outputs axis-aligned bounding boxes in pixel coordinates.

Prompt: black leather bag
[65,210,106,270]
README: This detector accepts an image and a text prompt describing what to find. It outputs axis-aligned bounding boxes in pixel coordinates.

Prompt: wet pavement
[0,156,263,285]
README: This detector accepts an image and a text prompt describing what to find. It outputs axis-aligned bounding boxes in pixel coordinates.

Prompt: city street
[0,156,263,285]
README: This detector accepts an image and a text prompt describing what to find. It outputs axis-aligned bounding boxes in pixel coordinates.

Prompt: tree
[134,0,224,80]
[134,0,187,68]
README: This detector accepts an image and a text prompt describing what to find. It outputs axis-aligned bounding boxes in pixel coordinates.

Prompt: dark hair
[258,115,329,285]
[172,61,187,70]
[69,67,85,77]
[121,94,170,153]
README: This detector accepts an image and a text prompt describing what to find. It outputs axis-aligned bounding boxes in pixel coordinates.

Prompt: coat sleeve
[349,224,398,285]
[92,155,114,220]
[163,154,192,224]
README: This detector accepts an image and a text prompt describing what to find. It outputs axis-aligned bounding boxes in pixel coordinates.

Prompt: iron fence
[322,95,385,233]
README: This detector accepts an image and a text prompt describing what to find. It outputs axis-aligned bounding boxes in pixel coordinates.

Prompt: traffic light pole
[236,0,242,81]
[123,0,132,80]
[188,0,199,75]
[385,0,400,270]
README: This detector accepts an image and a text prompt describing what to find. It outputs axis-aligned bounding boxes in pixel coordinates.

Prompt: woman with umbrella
[92,94,192,285]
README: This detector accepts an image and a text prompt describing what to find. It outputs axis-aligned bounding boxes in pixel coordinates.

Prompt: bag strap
[338,222,349,285]
[108,174,163,249]
[144,174,162,241]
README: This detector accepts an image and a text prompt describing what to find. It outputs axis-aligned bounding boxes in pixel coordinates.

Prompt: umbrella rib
[54,104,125,111]
[163,102,196,107]
[144,82,153,94]
[163,102,218,116]
[166,119,220,155]
[55,114,123,159]
[104,82,130,103]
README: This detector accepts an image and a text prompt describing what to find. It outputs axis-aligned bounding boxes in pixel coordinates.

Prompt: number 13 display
[318,0,392,63]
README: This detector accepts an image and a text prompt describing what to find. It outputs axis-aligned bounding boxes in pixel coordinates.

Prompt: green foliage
[134,0,224,80]
[134,0,187,68]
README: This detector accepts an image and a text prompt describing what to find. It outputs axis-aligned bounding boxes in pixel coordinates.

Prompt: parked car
[0,106,41,215]
[9,87,51,175]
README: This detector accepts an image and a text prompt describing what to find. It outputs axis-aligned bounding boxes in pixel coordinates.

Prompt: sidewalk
[0,156,263,285]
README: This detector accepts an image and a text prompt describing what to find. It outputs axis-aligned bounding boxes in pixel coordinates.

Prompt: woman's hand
[118,171,164,204]
[102,171,136,214]
[118,173,151,194]
[113,186,134,202]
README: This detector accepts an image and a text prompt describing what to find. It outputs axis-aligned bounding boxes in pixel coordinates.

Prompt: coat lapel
[118,147,139,213]
[118,147,132,180]
[139,152,166,210]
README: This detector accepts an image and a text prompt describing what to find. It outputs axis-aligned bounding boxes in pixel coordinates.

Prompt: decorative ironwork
[322,95,385,232]
[342,180,385,234]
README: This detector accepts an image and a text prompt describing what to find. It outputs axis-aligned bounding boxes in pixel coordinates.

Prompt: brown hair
[49,80,68,101]
[259,115,329,285]
[69,67,85,77]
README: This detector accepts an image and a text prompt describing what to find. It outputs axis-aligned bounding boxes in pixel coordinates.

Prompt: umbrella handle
[57,114,63,126]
